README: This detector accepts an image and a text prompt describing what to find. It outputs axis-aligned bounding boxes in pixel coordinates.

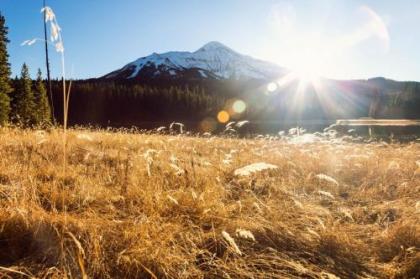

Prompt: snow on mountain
[103,41,287,80]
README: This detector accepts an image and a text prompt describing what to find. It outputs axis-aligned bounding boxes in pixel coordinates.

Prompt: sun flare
[293,68,321,84]
[286,43,328,85]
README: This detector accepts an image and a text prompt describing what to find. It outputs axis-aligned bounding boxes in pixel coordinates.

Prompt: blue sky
[1,0,419,81]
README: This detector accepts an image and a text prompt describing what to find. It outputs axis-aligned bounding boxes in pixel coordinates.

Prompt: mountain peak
[196,41,233,52]
[103,42,287,80]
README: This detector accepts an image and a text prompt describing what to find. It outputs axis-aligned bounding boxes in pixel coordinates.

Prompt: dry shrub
[316,231,368,278]
[377,223,419,262]
[0,211,60,267]
[391,252,420,279]
[375,222,420,278]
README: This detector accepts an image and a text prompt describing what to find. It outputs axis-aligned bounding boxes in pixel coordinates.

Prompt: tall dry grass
[0,128,418,278]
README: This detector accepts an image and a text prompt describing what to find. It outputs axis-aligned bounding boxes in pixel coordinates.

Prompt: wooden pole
[43,0,55,124]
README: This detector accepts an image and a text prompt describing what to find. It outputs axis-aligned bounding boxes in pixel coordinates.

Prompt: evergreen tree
[13,63,36,125]
[33,69,51,125]
[0,13,12,125]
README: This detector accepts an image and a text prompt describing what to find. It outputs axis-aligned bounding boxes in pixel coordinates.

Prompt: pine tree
[0,13,12,125]
[33,69,51,125]
[13,63,36,125]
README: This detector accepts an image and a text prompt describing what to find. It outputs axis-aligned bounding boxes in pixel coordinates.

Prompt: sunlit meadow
[0,127,418,278]
[1,1,420,278]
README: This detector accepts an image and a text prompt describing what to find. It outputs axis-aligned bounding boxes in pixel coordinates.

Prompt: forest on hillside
[47,78,420,131]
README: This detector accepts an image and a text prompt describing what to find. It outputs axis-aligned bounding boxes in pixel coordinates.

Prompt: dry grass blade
[66,231,87,279]
[234,162,278,176]
[222,231,242,256]
[316,173,339,186]
[0,266,34,278]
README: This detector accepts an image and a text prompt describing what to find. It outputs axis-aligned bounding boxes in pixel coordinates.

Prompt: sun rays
[263,4,390,119]
[266,4,390,80]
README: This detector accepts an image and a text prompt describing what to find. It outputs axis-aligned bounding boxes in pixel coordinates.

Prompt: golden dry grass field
[0,128,419,278]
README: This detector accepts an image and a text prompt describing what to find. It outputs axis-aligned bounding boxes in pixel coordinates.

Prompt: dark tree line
[45,77,420,131]
[0,13,51,127]
[0,13,12,125]
[10,65,51,126]
[49,80,226,128]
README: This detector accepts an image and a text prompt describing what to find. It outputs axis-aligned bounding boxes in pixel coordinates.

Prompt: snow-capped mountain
[103,41,287,80]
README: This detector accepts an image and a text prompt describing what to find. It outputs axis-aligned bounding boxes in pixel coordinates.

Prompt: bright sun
[293,67,320,84]
[267,48,325,95]
[268,32,336,86]
[288,45,328,84]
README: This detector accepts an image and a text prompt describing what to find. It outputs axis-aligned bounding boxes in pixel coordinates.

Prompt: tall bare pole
[43,0,55,123]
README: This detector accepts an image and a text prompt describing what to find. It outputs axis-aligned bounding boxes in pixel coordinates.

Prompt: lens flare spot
[267,82,278,92]
[217,111,230,123]
[232,100,247,114]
